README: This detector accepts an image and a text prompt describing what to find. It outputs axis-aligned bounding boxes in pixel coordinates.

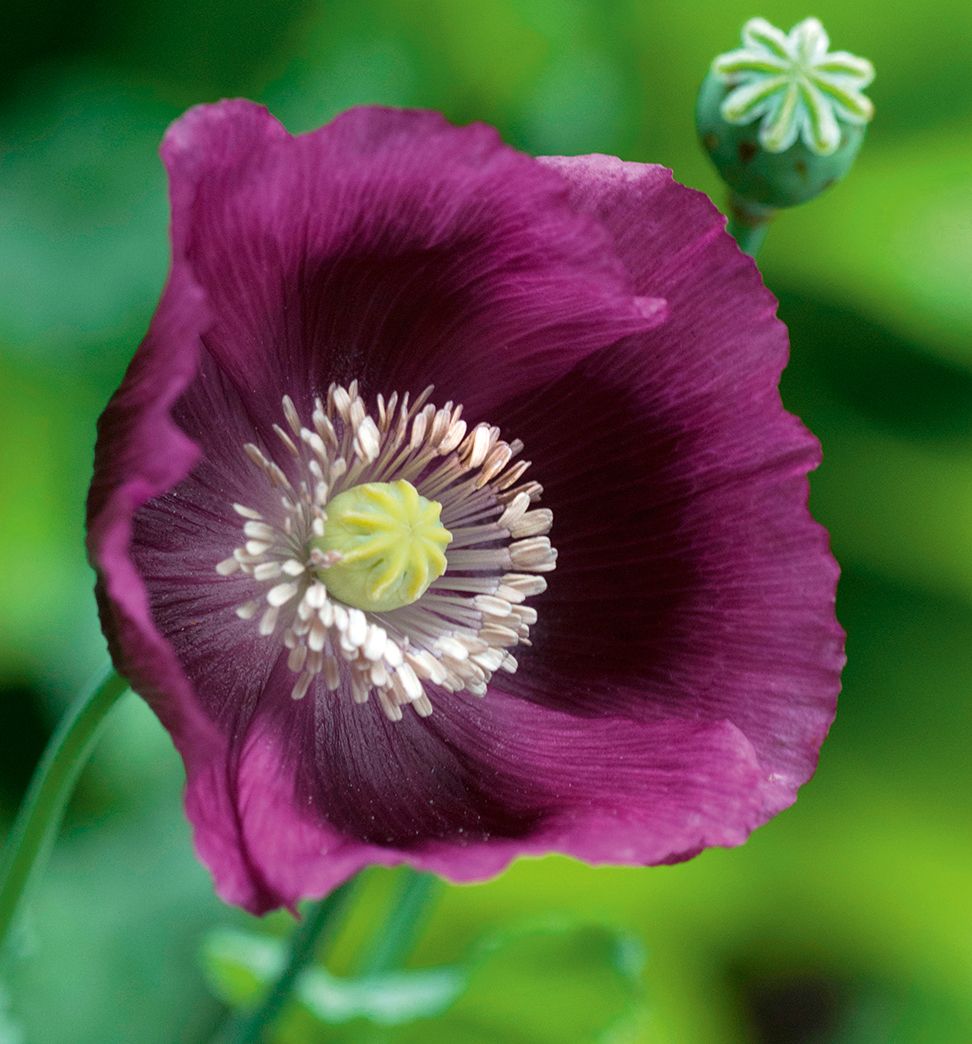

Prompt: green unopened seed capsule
[697,17,874,209]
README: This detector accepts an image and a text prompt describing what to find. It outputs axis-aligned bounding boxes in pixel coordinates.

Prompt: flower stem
[727,193,774,257]
[218,869,440,1043]
[221,878,358,1044]
[0,666,129,951]
[359,867,442,976]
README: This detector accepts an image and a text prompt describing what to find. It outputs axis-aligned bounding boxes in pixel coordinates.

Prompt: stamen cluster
[216,383,555,720]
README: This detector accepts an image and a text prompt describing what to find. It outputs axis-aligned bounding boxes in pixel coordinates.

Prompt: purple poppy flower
[86,102,843,915]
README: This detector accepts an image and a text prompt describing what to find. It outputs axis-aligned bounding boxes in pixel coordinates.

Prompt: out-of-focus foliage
[203,917,644,1040]
[1,2,970,1042]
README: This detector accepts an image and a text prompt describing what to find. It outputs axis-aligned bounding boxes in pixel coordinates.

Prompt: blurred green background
[1,1,971,1041]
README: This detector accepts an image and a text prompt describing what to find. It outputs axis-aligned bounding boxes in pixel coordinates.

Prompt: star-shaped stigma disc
[713,17,874,156]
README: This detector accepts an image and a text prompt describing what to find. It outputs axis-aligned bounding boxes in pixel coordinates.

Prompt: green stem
[727,217,769,256]
[218,869,441,1043]
[0,666,129,950]
[360,868,442,976]
[727,192,775,257]
[222,878,358,1044]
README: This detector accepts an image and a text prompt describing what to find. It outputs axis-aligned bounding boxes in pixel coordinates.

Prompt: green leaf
[447,919,646,1044]
[300,965,463,1026]
[202,927,463,1025]
[201,918,645,1042]
[202,930,285,1010]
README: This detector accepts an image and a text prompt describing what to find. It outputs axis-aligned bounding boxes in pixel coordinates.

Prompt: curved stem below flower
[0,666,129,952]
[221,877,359,1044]
[359,867,443,976]
[220,868,441,1043]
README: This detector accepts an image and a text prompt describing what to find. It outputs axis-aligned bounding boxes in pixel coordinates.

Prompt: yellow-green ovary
[314,480,452,612]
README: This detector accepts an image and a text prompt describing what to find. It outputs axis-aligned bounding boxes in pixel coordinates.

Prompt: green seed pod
[697,17,874,209]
